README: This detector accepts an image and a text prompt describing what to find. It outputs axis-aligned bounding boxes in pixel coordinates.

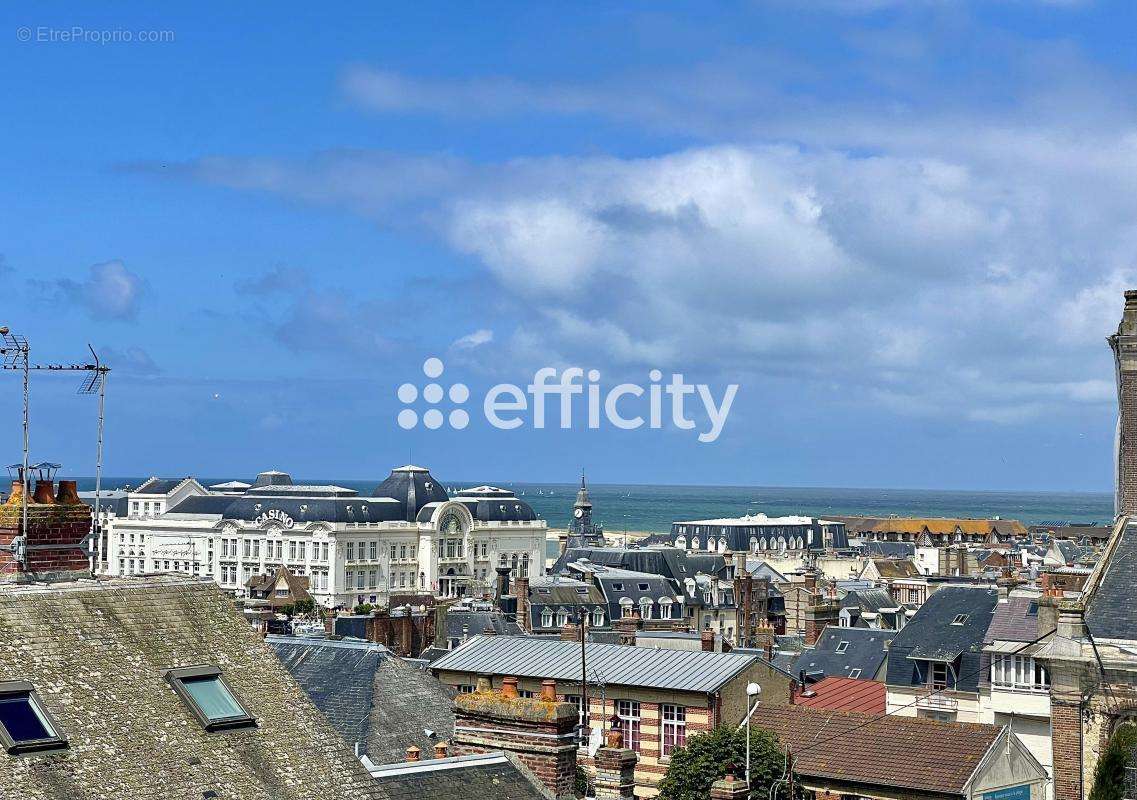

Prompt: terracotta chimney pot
[501,676,519,699]
[5,479,23,505]
[55,480,82,505]
[405,745,421,762]
[433,741,449,759]
[32,479,55,505]
[540,678,557,702]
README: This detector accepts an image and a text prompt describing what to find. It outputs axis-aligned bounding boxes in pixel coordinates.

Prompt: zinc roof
[430,635,756,693]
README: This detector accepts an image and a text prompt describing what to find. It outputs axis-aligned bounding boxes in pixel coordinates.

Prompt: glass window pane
[182,676,245,721]
[0,695,54,741]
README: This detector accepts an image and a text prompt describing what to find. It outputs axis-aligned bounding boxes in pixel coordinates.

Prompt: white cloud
[41,260,146,321]
[452,329,494,349]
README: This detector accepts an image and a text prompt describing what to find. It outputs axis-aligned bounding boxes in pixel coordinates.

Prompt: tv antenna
[0,328,110,569]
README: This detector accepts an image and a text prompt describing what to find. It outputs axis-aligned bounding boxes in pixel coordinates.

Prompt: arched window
[660,598,674,619]
[592,606,605,627]
[619,597,634,618]
[638,597,653,619]
[778,537,787,552]
[541,608,553,628]
[759,537,767,551]
[556,608,570,628]
[511,553,519,576]
[717,538,727,553]
[675,536,687,550]
[749,536,759,553]
[691,537,700,550]
[521,553,530,577]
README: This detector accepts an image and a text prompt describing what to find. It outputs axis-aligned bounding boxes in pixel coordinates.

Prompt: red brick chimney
[1109,288,1137,518]
[614,616,638,646]
[804,599,839,646]
[593,726,637,799]
[0,472,92,582]
[701,628,716,652]
[452,677,578,799]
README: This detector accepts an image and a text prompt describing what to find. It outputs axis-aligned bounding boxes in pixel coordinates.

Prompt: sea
[72,477,1114,533]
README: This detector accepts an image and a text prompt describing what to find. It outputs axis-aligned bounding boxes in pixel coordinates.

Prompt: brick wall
[1050,698,1083,800]
[0,500,92,580]
[452,683,578,799]
[1110,289,1137,517]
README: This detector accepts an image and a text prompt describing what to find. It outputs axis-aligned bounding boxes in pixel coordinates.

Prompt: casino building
[99,465,546,609]
[667,513,848,554]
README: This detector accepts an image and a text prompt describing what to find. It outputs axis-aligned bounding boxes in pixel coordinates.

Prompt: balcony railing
[915,691,958,712]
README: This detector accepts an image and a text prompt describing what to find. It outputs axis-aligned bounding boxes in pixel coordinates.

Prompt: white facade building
[98,466,546,609]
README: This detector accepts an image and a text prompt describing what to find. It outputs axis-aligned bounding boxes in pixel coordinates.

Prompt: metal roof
[430,634,757,693]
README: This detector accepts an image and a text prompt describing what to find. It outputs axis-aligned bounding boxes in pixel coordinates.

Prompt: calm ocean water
[76,477,1113,533]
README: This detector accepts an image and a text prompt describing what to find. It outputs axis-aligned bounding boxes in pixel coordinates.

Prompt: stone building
[99,465,546,609]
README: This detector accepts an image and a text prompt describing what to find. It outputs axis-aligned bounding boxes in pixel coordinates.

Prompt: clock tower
[565,472,605,549]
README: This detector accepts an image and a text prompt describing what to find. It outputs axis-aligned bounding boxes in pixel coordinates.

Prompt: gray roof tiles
[1086,521,1137,641]
[431,635,756,693]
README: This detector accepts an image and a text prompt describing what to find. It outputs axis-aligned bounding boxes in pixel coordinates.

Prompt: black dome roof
[371,465,449,522]
[251,470,293,488]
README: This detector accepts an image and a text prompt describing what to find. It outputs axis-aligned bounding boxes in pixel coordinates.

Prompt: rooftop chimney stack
[1109,289,1137,519]
[452,676,578,799]
[0,466,91,582]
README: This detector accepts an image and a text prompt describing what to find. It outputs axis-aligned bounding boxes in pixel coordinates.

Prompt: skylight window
[166,667,255,731]
[848,668,862,679]
[0,681,67,754]
[835,641,849,654]
[951,614,970,625]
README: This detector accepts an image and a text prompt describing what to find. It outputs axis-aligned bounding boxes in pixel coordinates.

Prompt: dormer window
[0,681,67,754]
[166,666,255,732]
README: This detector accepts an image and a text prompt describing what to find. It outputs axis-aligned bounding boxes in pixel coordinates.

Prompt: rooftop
[794,676,886,714]
[431,634,757,693]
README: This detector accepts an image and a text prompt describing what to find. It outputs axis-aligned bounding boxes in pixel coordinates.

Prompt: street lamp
[745,682,762,787]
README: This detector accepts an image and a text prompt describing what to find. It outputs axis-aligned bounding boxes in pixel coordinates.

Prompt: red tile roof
[794,677,886,714]
[750,704,1004,796]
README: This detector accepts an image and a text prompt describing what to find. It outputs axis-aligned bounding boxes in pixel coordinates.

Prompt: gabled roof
[750,705,1006,796]
[431,635,757,693]
[794,677,886,714]
[133,476,191,495]
[268,635,457,766]
[888,585,998,662]
[1086,519,1137,642]
[0,577,385,800]
[792,626,888,681]
[869,558,922,579]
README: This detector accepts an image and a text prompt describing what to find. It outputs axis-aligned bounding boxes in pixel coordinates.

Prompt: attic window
[835,641,849,654]
[612,583,624,591]
[166,667,255,732]
[0,681,67,754]
[951,614,970,626]
[638,583,650,591]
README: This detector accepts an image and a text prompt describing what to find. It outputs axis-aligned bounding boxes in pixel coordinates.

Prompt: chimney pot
[5,479,23,506]
[405,745,421,762]
[433,741,449,759]
[500,676,519,699]
[540,678,557,702]
[55,480,82,505]
[475,674,493,693]
[32,479,55,505]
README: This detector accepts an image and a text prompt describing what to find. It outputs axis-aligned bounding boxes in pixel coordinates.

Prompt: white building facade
[99,466,546,609]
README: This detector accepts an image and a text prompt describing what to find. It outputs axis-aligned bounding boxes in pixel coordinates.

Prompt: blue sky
[1,1,1134,490]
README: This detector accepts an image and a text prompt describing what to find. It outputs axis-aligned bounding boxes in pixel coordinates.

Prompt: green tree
[353,603,374,615]
[657,725,799,800]
[293,598,315,616]
[1090,722,1137,800]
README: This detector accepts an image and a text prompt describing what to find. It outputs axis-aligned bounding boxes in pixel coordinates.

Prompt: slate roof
[0,576,385,800]
[885,585,998,692]
[1086,520,1137,641]
[134,476,189,494]
[371,465,450,521]
[431,634,757,693]
[267,635,457,765]
[164,494,238,515]
[840,588,896,614]
[552,546,725,585]
[794,677,886,714]
[793,626,888,681]
[445,608,523,640]
[750,704,1005,797]
[860,541,916,559]
[984,595,1042,643]
[367,752,551,800]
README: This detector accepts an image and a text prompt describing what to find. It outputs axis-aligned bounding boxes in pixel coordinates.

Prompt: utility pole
[579,603,589,742]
